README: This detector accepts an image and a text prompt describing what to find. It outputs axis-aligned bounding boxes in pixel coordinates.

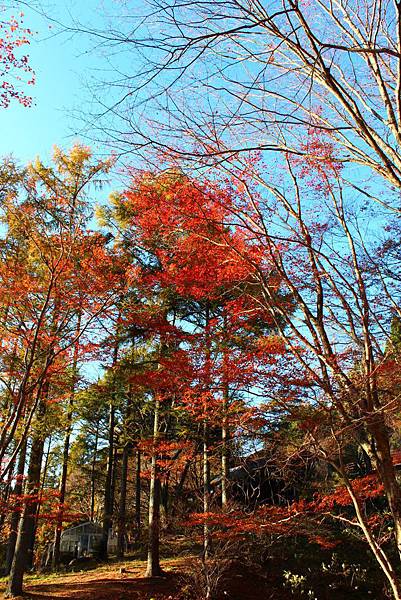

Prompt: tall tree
[4,144,121,598]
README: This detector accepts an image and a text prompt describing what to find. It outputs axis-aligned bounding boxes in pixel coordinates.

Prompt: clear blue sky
[0,1,115,164]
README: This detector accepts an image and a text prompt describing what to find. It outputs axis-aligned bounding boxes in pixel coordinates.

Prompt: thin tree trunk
[221,364,229,508]
[99,330,120,561]
[221,425,228,508]
[5,440,27,575]
[99,399,115,560]
[52,408,72,569]
[221,421,228,508]
[339,463,401,600]
[145,395,162,577]
[221,312,230,509]
[203,422,211,561]
[176,459,191,495]
[135,448,141,540]
[117,444,129,558]
[202,425,212,600]
[203,303,212,561]
[160,480,169,530]
[53,311,81,569]
[90,423,99,522]
[110,446,118,522]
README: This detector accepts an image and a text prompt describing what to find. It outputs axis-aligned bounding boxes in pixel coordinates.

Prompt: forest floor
[0,557,185,600]
[0,555,287,600]
[0,534,386,599]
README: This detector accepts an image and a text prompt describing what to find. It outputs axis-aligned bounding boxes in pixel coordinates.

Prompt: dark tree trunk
[221,312,230,508]
[28,435,52,571]
[5,440,27,575]
[0,455,16,534]
[116,444,129,558]
[99,333,119,561]
[160,480,169,530]
[203,422,211,560]
[135,448,141,540]
[52,410,72,569]
[176,459,191,495]
[53,312,80,569]
[90,423,99,522]
[203,303,211,561]
[221,373,229,508]
[6,400,46,597]
[99,399,115,561]
[110,446,118,520]
[370,417,401,559]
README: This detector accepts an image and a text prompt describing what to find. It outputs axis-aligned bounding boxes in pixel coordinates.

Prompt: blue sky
[0,1,114,164]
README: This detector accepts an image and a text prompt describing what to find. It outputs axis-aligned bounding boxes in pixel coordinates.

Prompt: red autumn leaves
[0,11,34,108]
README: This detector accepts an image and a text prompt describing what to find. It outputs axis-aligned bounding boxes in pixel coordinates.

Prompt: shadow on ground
[23,574,179,600]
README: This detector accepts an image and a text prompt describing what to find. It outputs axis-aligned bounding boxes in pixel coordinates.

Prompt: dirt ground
[0,557,287,600]
[0,559,183,600]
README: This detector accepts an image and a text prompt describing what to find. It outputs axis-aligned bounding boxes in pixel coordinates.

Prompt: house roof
[61,521,102,534]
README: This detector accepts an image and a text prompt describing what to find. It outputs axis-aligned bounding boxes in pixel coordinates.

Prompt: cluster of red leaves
[38,510,86,524]
[312,474,384,510]
[1,488,78,519]
[185,474,386,548]
[130,347,194,396]
[124,173,274,302]
[0,12,34,108]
